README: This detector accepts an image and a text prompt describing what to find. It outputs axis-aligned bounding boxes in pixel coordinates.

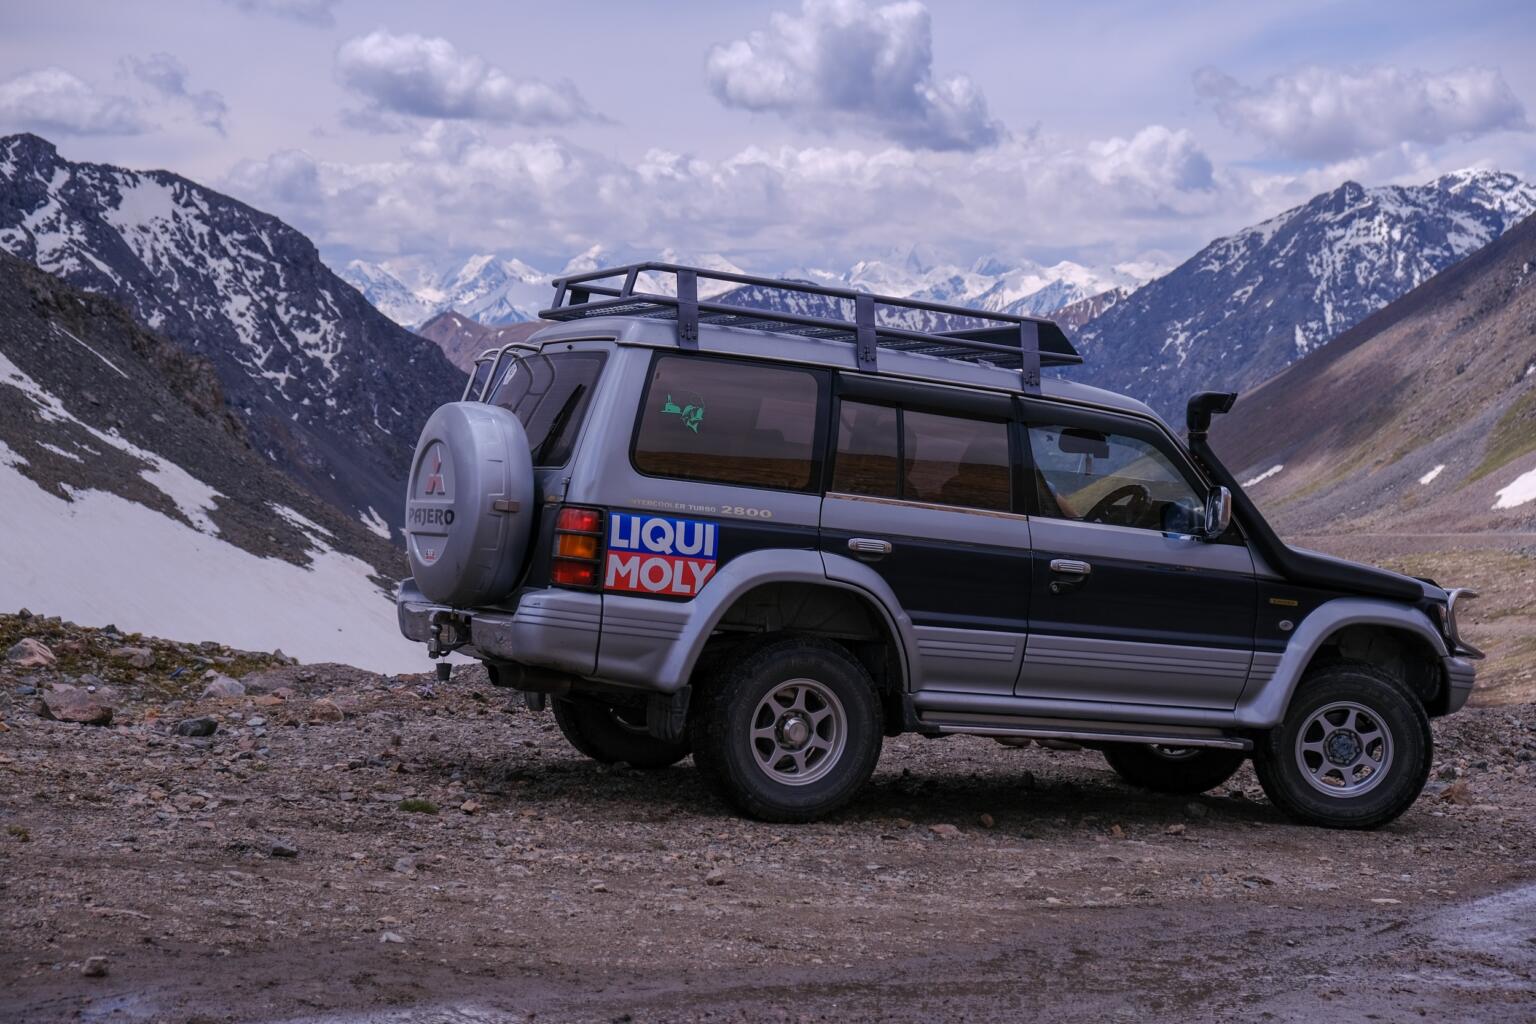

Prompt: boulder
[6,638,56,668]
[109,646,155,669]
[37,684,113,726]
[200,673,245,699]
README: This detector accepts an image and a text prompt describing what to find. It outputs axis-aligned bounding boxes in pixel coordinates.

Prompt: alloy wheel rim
[1294,700,1394,798]
[750,678,846,786]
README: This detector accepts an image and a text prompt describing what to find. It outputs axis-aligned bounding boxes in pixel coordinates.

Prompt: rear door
[819,379,1032,695]
[1017,405,1257,709]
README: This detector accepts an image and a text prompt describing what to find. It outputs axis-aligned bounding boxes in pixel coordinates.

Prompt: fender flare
[1232,597,1448,728]
[597,548,917,692]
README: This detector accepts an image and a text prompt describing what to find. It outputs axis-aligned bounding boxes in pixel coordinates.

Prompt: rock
[393,856,418,876]
[269,838,299,858]
[704,868,727,886]
[109,646,155,669]
[590,880,609,893]
[1165,823,1186,836]
[80,956,109,978]
[460,800,481,815]
[246,716,267,728]
[929,823,961,838]
[308,699,344,724]
[17,607,31,619]
[200,674,245,699]
[1185,802,1210,819]
[977,813,996,829]
[379,931,405,944]
[37,684,114,726]
[6,638,56,668]
[1440,779,1475,805]
[175,717,218,738]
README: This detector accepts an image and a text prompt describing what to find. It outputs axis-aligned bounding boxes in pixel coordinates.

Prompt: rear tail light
[551,505,604,588]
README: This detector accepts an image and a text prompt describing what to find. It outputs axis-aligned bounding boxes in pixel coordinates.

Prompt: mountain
[344,243,1148,333]
[415,311,547,373]
[1209,209,1536,535]
[1071,169,1536,418]
[0,133,466,532]
[0,252,423,671]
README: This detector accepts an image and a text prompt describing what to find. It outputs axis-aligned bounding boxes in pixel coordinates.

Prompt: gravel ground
[2,617,1534,1023]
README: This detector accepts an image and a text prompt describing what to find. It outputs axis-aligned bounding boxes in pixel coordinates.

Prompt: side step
[918,713,1252,752]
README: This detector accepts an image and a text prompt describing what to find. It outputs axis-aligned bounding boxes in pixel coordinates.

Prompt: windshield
[487,351,607,467]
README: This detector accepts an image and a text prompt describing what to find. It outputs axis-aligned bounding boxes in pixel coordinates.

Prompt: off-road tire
[1103,744,1247,794]
[691,636,883,822]
[1252,663,1432,829]
[552,697,691,769]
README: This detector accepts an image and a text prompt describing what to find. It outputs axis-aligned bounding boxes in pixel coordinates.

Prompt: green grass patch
[1471,387,1536,482]
[6,825,30,842]
[398,798,438,814]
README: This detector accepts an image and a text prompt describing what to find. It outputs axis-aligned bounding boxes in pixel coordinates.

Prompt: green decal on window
[660,393,705,433]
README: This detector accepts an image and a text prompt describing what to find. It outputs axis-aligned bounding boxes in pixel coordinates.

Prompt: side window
[633,356,821,491]
[832,401,1011,512]
[903,410,1010,510]
[1028,423,1203,532]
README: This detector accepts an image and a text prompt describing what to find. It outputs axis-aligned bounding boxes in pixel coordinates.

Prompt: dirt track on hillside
[2,647,1533,1023]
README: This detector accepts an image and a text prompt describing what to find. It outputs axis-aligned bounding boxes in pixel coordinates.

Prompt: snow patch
[1419,464,1445,485]
[272,503,336,545]
[50,322,129,380]
[1492,468,1536,510]
[0,438,28,468]
[360,507,392,540]
[37,442,83,462]
[0,460,421,673]
[1243,464,1284,487]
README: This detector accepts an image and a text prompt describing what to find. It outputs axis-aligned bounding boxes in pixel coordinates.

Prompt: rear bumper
[1443,655,1477,715]
[396,578,602,677]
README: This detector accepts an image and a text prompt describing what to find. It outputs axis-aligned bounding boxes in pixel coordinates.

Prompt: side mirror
[1204,486,1232,540]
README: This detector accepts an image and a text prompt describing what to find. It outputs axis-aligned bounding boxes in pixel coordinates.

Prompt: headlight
[1445,588,1484,659]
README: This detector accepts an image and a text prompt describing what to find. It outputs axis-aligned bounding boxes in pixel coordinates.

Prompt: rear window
[831,400,1011,511]
[488,351,606,466]
[633,355,821,491]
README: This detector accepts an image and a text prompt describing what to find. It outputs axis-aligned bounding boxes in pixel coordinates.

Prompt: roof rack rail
[539,261,1080,392]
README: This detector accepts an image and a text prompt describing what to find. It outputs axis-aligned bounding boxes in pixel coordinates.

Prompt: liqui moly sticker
[605,513,718,597]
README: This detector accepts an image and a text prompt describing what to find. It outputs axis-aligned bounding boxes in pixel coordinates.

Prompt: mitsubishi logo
[424,448,447,496]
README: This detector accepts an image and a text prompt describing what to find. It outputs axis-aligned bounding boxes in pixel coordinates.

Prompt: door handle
[1049,558,1092,576]
[848,537,893,559]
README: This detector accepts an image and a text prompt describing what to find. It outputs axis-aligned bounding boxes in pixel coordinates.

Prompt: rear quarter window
[633,355,822,491]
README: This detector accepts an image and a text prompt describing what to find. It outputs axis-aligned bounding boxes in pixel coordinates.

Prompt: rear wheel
[553,697,691,769]
[1103,744,1246,794]
[1252,663,1431,829]
[691,636,882,822]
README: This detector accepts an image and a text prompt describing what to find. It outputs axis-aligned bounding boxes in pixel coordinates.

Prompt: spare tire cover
[404,401,534,607]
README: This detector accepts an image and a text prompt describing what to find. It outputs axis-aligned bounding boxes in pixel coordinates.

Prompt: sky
[2,0,1534,276]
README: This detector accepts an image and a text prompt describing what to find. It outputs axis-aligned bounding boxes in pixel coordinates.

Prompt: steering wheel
[1082,483,1151,526]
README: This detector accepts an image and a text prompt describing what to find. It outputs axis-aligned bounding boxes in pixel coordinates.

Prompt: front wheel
[691,636,883,822]
[1252,664,1432,829]
[553,697,691,769]
[1103,744,1246,794]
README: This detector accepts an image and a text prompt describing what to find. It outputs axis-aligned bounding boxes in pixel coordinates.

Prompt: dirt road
[2,625,1533,1023]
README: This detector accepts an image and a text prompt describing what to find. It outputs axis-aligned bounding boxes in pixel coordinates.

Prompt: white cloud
[124,53,228,134]
[218,0,339,27]
[335,30,597,126]
[0,68,149,136]
[1196,64,1529,161]
[225,120,1232,271]
[706,0,1003,151]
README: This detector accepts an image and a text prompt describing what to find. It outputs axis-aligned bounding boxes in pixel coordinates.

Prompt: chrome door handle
[1049,558,1092,576]
[848,537,893,559]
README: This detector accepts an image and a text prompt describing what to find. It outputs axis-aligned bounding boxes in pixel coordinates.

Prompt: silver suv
[397,263,1482,827]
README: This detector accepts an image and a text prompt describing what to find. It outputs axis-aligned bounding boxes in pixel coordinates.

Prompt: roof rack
[539,262,1080,392]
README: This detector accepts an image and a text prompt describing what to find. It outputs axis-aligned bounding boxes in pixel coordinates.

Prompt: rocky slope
[1073,170,1536,418]
[0,133,465,531]
[0,253,423,671]
[1210,210,1536,536]
[415,311,547,373]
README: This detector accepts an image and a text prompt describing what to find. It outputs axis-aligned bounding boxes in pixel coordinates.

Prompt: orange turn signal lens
[557,534,599,559]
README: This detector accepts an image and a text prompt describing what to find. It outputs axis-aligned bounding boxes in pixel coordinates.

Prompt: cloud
[706,0,1003,151]
[1195,64,1529,161]
[218,0,339,27]
[0,68,149,136]
[225,120,1231,271]
[335,30,598,126]
[124,53,228,134]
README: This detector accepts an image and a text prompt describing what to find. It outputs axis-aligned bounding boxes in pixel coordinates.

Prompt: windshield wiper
[533,384,586,465]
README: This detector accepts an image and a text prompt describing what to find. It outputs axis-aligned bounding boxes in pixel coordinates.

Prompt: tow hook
[427,610,471,674]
